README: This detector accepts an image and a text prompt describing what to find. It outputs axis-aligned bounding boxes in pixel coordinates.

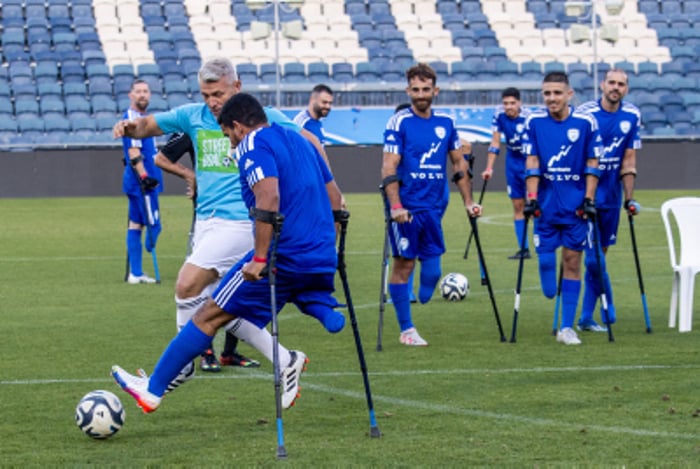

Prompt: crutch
[267,213,287,459]
[591,219,614,342]
[468,214,507,342]
[463,178,488,260]
[509,217,529,343]
[628,213,652,333]
[376,184,391,352]
[336,210,382,438]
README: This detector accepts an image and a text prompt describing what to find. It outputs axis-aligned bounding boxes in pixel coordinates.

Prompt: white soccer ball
[440,272,470,301]
[75,390,125,439]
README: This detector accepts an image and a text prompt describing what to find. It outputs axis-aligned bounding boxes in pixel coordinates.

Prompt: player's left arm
[243,176,279,281]
[448,148,479,216]
[620,148,637,202]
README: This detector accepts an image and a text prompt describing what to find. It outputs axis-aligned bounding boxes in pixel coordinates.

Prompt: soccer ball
[440,273,469,301]
[75,390,125,439]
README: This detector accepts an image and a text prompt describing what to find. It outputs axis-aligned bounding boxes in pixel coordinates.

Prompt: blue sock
[407,270,416,301]
[560,279,581,329]
[149,321,213,396]
[579,268,599,325]
[418,256,440,304]
[538,251,557,298]
[389,283,412,331]
[514,219,528,250]
[127,229,143,276]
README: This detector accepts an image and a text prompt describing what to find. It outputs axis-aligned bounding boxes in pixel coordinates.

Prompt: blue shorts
[127,192,160,227]
[595,208,621,248]
[505,159,526,200]
[533,218,588,253]
[389,209,445,260]
[212,253,339,329]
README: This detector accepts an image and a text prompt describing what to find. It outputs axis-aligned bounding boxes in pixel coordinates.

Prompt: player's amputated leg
[417,256,440,304]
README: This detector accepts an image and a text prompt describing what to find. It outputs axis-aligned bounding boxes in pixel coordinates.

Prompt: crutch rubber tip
[369,427,382,438]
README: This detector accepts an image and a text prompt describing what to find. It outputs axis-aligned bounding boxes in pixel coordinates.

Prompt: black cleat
[508,249,531,260]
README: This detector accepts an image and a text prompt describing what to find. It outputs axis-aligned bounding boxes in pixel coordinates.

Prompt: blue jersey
[383,108,461,212]
[576,100,641,209]
[235,123,336,274]
[293,109,325,145]
[522,105,602,224]
[492,106,530,166]
[121,108,161,195]
[154,103,299,221]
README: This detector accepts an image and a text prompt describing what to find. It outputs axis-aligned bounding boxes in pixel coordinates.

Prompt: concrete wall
[0,141,697,198]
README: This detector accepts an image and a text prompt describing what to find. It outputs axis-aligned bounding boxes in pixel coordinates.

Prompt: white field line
[2,364,697,440]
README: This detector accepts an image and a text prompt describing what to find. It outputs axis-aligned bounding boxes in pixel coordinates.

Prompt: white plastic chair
[661,197,700,332]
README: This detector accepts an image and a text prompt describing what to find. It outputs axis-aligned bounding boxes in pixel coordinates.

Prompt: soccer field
[1,190,699,466]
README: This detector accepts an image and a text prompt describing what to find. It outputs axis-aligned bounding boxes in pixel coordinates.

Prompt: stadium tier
[0,0,698,145]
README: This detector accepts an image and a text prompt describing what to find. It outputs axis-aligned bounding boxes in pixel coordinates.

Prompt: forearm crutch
[628,214,652,333]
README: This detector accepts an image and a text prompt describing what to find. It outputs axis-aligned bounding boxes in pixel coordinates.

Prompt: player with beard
[121,79,162,284]
[294,84,333,146]
[575,69,641,332]
[381,63,481,347]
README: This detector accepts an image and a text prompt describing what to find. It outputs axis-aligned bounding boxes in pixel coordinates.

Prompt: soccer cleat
[576,320,608,333]
[111,365,161,413]
[219,352,261,368]
[556,327,582,345]
[399,327,428,346]
[199,349,221,372]
[508,249,531,260]
[281,350,308,409]
[127,273,157,284]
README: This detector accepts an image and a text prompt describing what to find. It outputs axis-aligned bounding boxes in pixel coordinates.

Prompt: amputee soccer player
[381,63,481,347]
[121,79,162,284]
[481,87,532,260]
[112,92,344,414]
[575,69,642,332]
[293,83,333,146]
[155,132,261,369]
[521,71,603,346]
[112,57,329,397]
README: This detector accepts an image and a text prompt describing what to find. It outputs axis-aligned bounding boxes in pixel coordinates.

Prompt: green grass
[1,190,699,466]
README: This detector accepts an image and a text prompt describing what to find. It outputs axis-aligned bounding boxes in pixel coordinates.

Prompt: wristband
[488,146,500,155]
[252,255,267,263]
[527,192,537,200]
[140,173,148,179]
[484,168,493,174]
[391,203,403,210]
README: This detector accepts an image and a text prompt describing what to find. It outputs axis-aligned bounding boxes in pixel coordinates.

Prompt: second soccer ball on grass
[440,273,470,301]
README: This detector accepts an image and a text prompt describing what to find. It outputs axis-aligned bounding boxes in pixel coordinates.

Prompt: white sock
[225,318,291,367]
[175,283,217,331]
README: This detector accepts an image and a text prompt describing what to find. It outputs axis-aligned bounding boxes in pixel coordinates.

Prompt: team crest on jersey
[243,158,254,170]
[434,126,446,139]
[620,121,631,134]
[567,128,580,142]
[516,123,524,133]
[399,237,410,251]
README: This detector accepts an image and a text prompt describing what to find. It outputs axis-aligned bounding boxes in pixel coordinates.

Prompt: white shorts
[187,217,254,276]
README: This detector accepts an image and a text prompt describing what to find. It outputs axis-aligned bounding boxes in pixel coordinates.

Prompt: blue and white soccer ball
[75,390,125,439]
[440,273,470,301]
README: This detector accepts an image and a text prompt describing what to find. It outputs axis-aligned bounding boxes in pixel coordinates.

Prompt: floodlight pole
[591,1,599,101]
[273,0,281,108]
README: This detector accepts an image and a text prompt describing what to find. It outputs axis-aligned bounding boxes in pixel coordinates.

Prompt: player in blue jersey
[521,71,602,346]
[575,69,641,332]
[111,92,344,414]
[112,57,332,400]
[293,84,333,145]
[382,63,481,347]
[155,132,260,369]
[121,79,162,284]
[481,87,532,260]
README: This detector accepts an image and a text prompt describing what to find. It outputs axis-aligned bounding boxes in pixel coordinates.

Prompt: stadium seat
[331,63,355,83]
[12,85,38,101]
[450,60,474,81]
[307,62,330,82]
[283,62,307,83]
[91,96,117,114]
[45,116,72,133]
[355,61,381,82]
[380,61,405,82]
[40,99,66,117]
[65,96,92,116]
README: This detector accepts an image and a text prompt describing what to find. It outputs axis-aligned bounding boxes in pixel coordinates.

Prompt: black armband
[451,171,465,184]
[619,169,637,180]
[129,155,143,167]
[249,207,283,226]
[381,175,400,188]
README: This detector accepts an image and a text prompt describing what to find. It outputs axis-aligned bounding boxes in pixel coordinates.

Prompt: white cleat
[111,365,162,413]
[281,350,308,409]
[399,327,428,346]
[556,327,582,345]
[127,273,156,284]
